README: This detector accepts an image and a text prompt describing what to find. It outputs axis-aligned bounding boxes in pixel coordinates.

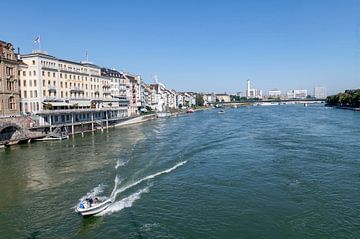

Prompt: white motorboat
[35,127,69,141]
[34,135,69,141]
[76,197,112,216]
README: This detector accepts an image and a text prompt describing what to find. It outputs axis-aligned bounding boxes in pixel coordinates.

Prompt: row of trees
[326,89,360,108]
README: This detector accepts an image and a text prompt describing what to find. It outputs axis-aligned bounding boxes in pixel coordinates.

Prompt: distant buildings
[246,80,262,99]
[314,86,327,99]
[286,89,308,99]
[0,40,24,117]
[268,90,281,98]
[216,94,230,102]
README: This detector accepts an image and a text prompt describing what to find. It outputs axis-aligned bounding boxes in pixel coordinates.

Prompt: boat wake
[110,160,187,202]
[96,186,150,216]
[74,161,187,216]
[115,159,129,169]
[98,161,187,216]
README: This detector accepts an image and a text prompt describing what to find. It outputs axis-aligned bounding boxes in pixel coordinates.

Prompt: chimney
[17,47,21,60]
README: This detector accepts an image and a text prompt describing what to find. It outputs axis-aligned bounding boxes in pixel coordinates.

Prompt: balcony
[70,87,84,93]
[48,86,57,92]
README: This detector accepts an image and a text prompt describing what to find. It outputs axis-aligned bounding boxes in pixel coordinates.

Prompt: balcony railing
[48,86,57,92]
[70,87,84,93]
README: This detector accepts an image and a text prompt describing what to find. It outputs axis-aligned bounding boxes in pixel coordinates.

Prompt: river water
[0,104,359,238]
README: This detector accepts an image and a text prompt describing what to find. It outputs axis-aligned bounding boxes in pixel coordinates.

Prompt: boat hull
[76,199,112,216]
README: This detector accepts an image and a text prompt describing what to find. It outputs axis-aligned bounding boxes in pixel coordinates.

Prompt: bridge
[0,116,43,147]
[218,98,326,106]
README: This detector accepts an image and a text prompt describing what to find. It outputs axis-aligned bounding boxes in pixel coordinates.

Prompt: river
[0,104,359,238]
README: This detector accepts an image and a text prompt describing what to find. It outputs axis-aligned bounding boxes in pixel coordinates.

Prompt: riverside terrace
[33,106,129,134]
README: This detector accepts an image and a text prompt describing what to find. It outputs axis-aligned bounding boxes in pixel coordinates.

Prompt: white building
[246,80,262,99]
[19,51,128,130]
[287,89,308,99]
[268,90,281,98]
[314,87,327,99]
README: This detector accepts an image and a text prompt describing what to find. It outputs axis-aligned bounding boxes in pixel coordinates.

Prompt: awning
[69,100,91,107]
[43,102,71,107]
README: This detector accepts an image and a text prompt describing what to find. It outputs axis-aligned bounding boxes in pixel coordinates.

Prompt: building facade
[19,51,128,130]
[268,90,281,98]
[286,89,308,99]
[314,87,327,99]
[0,40,24,117]
[246,80,262,99]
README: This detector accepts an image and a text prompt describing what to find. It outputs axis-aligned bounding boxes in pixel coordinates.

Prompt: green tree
[196,94,204,106]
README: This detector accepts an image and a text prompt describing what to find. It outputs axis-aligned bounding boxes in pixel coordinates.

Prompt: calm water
[1,105,360,238]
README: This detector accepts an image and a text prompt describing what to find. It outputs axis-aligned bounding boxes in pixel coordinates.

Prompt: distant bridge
[219,98,326,105]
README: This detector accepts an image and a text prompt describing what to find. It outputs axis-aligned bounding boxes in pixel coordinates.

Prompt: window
[48,72,50,77]
[53,72,55,77]
[24,91,27,98]
[29,80,32,87]
[65,82,67,88]
[23,80,26,87]
[34,90,38,97]
[33,71,36,76]
[60,73,62,78]
[30,91,33,98]
[29,71,32,76]
[60,82,63,88]
[42,71,45,76]
[65,74,67,79]
[53,81,56,86]
[34,80,37,87]
[32,60,35,65]
[23,71,26,76]
[9,97,16,110]
[43,90,46,96]
[43,80,45,86]
[61,91,63,98]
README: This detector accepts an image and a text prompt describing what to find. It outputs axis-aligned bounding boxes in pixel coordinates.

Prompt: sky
[2,0,360,95]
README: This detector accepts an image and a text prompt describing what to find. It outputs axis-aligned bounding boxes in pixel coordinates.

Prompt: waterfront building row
[0,39,207,131]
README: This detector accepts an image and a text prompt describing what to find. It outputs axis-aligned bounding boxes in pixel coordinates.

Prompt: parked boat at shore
[34,127,69,141]
[186,108,195,113]
[254,102,280,106]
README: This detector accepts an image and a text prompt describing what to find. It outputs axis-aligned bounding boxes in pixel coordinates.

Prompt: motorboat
[218,109,225,113]
[186,108,195,113]
[35,127,69,141]
[34,134,69,141]
[76,197,112,216]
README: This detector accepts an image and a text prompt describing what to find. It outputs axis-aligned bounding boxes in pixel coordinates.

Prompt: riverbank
[0,108,209,147]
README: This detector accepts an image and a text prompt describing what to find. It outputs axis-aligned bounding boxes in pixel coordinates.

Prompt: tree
[196,94,204,106]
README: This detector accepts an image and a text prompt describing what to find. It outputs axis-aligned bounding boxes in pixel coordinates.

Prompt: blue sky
[2,0,359,95]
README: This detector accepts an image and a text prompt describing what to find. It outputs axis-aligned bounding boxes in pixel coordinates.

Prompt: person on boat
[94,197,99,204]
[86,197,93,207]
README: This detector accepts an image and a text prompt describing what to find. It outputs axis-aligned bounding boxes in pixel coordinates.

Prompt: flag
[34,36,40,44]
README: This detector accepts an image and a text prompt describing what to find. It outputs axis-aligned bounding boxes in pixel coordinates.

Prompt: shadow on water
[76,216,106,236]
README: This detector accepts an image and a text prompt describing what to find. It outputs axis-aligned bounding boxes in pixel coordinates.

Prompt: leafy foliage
[326,89,360,107]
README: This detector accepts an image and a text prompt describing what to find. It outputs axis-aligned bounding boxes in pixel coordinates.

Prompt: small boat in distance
[76,197,112,216]
[187,108,195,113]
[218,109,225,114]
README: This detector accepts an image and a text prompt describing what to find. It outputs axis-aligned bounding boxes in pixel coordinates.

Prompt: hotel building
[19,51,128,132]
